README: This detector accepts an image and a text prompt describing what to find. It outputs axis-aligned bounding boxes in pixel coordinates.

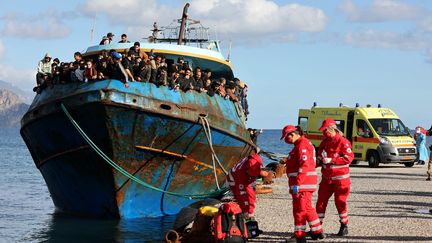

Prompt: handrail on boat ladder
[60,103,229,199]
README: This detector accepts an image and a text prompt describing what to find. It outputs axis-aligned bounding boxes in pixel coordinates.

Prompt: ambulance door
[346,111,354,142]
[352,119,373,161]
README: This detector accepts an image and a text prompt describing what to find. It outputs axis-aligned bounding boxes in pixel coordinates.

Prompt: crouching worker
[281,125,324,243]
[227,147,270,220]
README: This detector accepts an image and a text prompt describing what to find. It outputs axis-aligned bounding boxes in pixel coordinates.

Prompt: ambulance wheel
[404,162,415,167]
[367,151,380,168]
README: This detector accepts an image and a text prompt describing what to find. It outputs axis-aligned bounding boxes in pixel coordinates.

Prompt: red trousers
[230,184,256,215]
[316,180,350,225]
[292,191,323,239]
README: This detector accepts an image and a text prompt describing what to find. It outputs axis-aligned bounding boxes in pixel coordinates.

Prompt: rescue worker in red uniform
[227,148,269,219]
[281,125,324,243]
[315,119,354,237]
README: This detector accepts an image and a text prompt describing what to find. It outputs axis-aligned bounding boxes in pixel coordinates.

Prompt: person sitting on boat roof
[73,52,83,65]
[35,52,53,93]
[118,33,130,43]
[105,51,129,88]
[99,36,109,45]
[103,32,115,44]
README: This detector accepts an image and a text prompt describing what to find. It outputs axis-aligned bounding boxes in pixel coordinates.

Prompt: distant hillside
[0,89,29,128]
[0,80,33,104]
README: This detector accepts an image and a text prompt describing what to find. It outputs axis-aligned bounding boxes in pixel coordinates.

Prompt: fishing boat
[20,4,254,218]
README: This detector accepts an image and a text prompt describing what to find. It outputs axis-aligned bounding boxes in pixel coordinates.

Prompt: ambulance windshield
[368,119,410,136]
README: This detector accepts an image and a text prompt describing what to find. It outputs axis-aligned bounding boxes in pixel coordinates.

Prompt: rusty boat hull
[20,80,253,218]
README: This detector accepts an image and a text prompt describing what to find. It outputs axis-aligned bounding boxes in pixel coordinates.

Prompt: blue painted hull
[21,81,253,218]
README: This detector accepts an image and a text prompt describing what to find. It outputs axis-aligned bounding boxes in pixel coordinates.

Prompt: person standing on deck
[281,125,324,243]
[315,119,353,237]
[226,147,270,220]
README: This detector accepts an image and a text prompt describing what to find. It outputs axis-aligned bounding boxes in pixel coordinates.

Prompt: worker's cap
[112,51,122,59]
[280,125,297,140]
[319,119,336,131]
[107,32,115,37]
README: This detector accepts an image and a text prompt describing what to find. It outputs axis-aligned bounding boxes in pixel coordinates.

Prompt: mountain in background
[0,80,33,104]
[0,89,29,128]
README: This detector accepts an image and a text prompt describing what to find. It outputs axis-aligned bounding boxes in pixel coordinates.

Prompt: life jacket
[214,202,248,243]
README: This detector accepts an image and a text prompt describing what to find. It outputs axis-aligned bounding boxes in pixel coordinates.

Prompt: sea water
[0,128,429,242]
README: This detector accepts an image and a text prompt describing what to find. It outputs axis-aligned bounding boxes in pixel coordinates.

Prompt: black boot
[285,237,307,243]
[337,223,348,236]
[310,232,325,240]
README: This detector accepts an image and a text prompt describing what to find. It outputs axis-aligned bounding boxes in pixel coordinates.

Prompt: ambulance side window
[356,120,372,138]
[335,120,345,134]
[298,117,308,132]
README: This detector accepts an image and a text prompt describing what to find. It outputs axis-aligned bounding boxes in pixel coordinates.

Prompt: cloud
[339,0,424,22]
[0,64,35,90]
[0,9,73,39]
[345,30,430,50]
[0,40,5,59]
[80,0,328,44]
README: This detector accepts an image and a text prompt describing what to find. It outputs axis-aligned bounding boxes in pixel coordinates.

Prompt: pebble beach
[253,164,432,242]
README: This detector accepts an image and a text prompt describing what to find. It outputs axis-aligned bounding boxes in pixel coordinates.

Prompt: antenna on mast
[90,14,97,45]
[227,40,232,61]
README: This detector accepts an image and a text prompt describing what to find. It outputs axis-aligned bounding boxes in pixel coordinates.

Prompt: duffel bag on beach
[214,202,248,243]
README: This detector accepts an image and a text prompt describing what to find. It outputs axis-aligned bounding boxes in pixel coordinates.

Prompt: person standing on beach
[281,125,324,243]
[315,119,353,237]
[427,126,432,181]
[226,147,270,220]
[414,126,429,166]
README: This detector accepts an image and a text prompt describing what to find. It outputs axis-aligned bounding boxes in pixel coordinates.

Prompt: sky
[0,0,431,129]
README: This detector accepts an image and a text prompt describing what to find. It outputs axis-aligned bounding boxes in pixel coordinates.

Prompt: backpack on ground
[214,202,248,243]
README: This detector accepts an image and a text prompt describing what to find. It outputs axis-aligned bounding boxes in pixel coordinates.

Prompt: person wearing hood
[415,126,429,166]
[35,53,54,92]
[226,147,270,220]
[315,119,354,237]
[281,125,324,243]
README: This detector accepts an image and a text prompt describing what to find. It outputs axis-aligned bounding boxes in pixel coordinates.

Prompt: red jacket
[227,154,263,186]
[317,133,354,185]
[285,137,318,193]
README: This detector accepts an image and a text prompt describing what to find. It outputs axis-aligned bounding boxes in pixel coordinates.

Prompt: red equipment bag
[214,202,248,243]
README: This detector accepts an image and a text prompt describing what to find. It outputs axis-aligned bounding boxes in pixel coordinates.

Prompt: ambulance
[298,104,417,167]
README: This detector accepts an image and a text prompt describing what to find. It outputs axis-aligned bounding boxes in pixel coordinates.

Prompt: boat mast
[177,3,190,45]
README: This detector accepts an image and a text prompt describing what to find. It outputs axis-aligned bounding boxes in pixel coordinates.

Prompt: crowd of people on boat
[35,34,249,116]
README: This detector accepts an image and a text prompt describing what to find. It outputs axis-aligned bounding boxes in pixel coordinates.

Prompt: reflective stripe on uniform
[287,171,318,177]
[294,225,307,231]
[323,164,349,169]
[240,191,246,195]
[339,212,348,217]
[291,184,317,190]
[310,225,322,232]
[331,173,350,180]
[309,219,320,225]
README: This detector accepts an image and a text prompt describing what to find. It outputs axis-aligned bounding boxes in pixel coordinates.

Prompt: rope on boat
[198,116,229,191]
[60,103,228,199]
